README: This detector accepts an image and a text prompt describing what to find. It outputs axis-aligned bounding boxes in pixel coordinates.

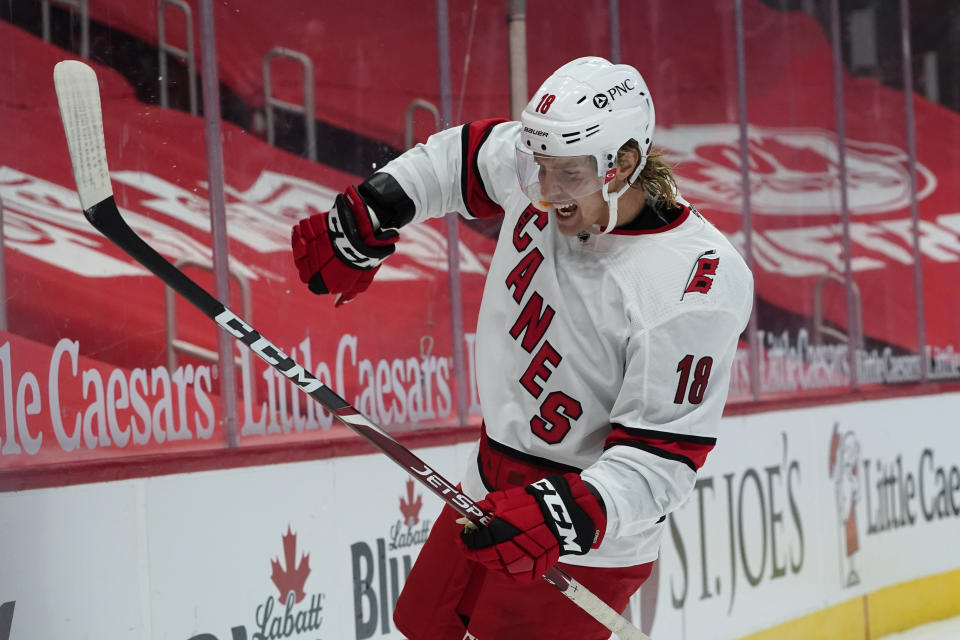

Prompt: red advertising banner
[2,0,960,475]
[0,330,222,467]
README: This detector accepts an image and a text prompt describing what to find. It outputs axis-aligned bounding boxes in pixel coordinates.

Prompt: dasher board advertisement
[3,394,960,639]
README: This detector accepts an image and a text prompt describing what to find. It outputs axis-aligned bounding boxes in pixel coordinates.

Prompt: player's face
[533,156,610,236]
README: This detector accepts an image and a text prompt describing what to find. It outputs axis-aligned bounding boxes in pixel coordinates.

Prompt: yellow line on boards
[736,567,960,640]
[867,568,960,639]
[737,598,866,640]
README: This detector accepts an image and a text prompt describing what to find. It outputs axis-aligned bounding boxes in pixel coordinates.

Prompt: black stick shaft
[84,196,490,525]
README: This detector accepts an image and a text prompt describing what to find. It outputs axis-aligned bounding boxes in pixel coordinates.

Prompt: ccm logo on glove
[291,185,399,305]
[327,189,388,270]
[529,478,589,554]
[459,473,606,583]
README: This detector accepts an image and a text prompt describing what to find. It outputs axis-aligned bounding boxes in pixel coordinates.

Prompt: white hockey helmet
[516,57,656,233]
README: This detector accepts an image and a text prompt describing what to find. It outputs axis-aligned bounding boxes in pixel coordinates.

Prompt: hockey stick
[53,60,651,640]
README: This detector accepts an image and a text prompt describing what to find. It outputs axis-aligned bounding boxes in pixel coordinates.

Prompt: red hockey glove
[458,473,606,584]
[291,186,399,306]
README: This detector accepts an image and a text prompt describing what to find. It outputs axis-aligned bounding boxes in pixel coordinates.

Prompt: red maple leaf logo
[399,479,423,526]
[270,526,310,604]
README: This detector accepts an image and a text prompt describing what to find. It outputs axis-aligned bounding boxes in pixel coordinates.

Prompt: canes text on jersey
[505,206,584,445]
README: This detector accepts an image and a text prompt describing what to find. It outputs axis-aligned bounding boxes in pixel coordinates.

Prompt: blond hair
[618,140,679,208]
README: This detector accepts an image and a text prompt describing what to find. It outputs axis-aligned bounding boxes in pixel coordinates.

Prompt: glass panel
[837,2,922,389]
[203,2,469,447]
[621,0,753,402]
[909,0,960,382]
[0,1,227,469]
[3,0,952,475]
[446,1,510,427]
[733,1,855,399]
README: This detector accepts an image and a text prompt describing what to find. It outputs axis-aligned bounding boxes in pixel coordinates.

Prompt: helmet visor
[515,145,605,204]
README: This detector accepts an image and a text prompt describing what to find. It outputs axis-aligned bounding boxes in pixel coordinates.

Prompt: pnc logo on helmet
[594,78,638,109]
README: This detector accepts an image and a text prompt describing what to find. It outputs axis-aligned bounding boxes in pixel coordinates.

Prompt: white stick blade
[53,60,114,210]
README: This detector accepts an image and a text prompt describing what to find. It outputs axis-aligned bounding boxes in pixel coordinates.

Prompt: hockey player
[291,57,753,639]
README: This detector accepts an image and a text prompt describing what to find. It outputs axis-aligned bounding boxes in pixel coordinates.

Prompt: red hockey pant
[393,507,652,639]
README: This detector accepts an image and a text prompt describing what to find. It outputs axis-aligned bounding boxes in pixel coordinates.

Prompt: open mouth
[554,202,578,219]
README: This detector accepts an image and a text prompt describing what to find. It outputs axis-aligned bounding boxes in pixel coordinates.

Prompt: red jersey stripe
[460,118,508,219]
[603,423,716,471]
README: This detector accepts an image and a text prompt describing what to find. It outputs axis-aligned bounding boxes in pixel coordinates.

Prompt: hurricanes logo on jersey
[683,249,720,298]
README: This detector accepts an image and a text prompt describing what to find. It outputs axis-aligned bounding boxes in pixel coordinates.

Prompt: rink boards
[1,391,959,640]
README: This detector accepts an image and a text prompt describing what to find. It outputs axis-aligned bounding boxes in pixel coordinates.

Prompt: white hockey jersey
[380,119,754,567]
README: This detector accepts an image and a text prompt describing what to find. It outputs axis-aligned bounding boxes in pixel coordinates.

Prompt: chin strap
[597,157,647,234]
